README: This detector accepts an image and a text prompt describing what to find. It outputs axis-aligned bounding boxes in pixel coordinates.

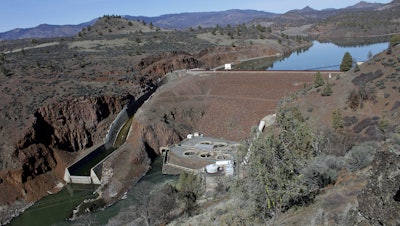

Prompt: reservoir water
[269,41,389,70]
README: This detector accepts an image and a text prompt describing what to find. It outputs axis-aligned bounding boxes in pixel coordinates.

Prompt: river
[10,157,176,226]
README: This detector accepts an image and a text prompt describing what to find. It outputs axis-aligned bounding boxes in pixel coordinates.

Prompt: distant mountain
[0,20,96,40]
[272,1,385,26]
[0,2,388,40]
[125,9,278,30]
[0,9,277,40]
[346,1,384,9]
[289,6,318,14]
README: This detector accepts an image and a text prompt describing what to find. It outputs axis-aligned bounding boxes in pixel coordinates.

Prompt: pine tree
[321,80,333,96]
[332,109,344,130]
[313,71,325,88]
[340,52,353,72]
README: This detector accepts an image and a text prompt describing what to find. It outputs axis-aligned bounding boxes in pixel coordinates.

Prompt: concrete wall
[104,87,157,148]
[104,106,129,148]
[65,87,159,184]
[90,169,101,184]
[69,176,92,184]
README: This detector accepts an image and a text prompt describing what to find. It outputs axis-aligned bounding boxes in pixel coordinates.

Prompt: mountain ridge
[0,1,388,40]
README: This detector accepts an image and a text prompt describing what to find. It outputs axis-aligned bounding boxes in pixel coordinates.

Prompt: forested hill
[308,0,400,41]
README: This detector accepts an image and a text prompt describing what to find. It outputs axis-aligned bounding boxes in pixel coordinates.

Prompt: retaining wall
[64,87,158,184]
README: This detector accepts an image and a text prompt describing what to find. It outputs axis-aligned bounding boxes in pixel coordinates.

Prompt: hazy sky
[0,0,392,32]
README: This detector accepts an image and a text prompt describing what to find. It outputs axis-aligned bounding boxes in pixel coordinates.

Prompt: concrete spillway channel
[64,88,156,184]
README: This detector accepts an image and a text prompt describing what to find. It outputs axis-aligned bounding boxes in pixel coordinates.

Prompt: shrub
[378,117,388,132]
[389,35,400,47]
[301,155,346,190]
[345,142,377,171]
[332,109,344,130]
[321,80,333,96]
[313,71,325,88]
[234,106,316,220]
[347,86,376,110]
[176,171,203,196]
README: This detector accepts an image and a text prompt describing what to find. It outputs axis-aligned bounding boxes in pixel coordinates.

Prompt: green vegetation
[301,155,346,189]
[345,142,377,172]
[176,171,203,197]
[321,79,333,96]
[332,109,344,130]
[313,71,324,88]
[340,52,353,72]
[230,101,384,223]
[234,106,316,220]
[389,35,400,47]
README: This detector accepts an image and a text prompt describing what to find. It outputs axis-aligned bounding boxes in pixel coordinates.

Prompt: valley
[1,1,400,225]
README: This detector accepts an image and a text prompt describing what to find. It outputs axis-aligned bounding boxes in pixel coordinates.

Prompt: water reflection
[268,41,388,70]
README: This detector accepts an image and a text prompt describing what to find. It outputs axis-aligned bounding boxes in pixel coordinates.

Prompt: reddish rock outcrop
[0,94,130,219]
[135,51,200,77]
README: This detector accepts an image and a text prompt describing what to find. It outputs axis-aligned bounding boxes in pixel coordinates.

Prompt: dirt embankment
[135,70,323,142]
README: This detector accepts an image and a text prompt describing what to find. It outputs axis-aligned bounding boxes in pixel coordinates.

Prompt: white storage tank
[205,164,218,173]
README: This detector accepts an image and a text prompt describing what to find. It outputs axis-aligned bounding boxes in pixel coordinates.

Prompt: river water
[10,157,176,226]
[8,40,389,226]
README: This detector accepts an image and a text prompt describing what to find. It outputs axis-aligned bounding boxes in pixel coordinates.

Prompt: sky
[0,0,393,32]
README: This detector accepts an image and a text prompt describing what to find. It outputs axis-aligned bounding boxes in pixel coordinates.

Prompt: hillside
[165,43,400,225]
[125,9,278,30]
[0,9,277,41]
[0,1,389,41]
[308,0,400,43]
[0,21,95,40]
[0,16,310,224]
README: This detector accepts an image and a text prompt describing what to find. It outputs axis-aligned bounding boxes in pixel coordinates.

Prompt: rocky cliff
[135,51,200,77]
[0,94,130,223]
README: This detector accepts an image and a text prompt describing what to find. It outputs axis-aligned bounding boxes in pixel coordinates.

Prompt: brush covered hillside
[166,42,400,225]
[249,0,399,45]
[308,0,400,43]
[126,9,278,30]
[0,15,310,224]
[0,1,393,41]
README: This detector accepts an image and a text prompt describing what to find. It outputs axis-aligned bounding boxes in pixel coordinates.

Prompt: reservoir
[269,41,389,70]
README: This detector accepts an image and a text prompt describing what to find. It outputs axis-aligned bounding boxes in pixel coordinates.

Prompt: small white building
[224,63,232,70]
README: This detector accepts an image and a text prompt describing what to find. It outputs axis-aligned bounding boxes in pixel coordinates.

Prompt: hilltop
[0,1,395,41]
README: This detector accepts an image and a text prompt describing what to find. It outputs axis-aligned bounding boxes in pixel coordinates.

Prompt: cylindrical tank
[205,164,218,173]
